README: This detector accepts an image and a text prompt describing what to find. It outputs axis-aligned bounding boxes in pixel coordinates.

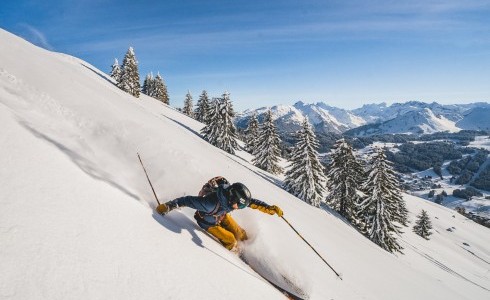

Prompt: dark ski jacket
[168,184,270,230]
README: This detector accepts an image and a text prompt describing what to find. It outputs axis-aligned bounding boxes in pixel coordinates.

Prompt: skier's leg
[221,213,248,241]
[207,225,237,250]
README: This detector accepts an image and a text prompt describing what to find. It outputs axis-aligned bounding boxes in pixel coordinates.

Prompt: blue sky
[1,0,490,111]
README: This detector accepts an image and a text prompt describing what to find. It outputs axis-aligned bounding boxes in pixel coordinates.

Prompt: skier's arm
[172,194,219,213]
[248,198,283,217]
[156,194,218,215]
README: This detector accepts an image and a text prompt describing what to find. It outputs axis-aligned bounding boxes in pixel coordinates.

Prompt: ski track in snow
[458,245,490,266]
[401,241,490,292]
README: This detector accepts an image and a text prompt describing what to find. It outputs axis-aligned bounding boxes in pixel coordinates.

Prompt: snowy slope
[314,102,366,128]
[1,28,489,300]
[293,101,366,133]
[457,107,490,131]
[351,102,390,123]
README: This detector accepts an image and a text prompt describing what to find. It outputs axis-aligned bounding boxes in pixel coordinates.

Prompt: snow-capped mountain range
[237,101,490,136]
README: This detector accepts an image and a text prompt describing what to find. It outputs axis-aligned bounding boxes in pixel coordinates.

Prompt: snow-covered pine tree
[413,210,433,239]
[118,47,140,98]
[194,90,210,124]
[252,109,283,175]
[395,186,409,227]
[200,94,238,154]
[244,112,259,153]
[325,138,365,222]
[283,118,326,206]
[365,147,408,227]
[141,73,154,96]
[110,58,122,83]
[153,73,169,104]
[183,91,194,118]
[215,92,238,154]
[200,98,220,146]
[374,150,408,227]
[358,147,404,253]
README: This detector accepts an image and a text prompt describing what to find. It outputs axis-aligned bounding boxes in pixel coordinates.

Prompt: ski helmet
[227,182,252,209]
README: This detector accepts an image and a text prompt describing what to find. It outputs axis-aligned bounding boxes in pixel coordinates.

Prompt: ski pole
[281,216,342,280]
[137,153,161,206]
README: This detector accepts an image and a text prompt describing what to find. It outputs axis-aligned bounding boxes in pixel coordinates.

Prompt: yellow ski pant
[207,213,248,250]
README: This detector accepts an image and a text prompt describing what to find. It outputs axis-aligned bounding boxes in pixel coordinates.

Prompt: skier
[156,179,283,251]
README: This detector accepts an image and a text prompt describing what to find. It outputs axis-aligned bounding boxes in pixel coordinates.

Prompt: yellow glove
[156,203,172,215]
[250,203,283,217]
[268,205,283,217]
